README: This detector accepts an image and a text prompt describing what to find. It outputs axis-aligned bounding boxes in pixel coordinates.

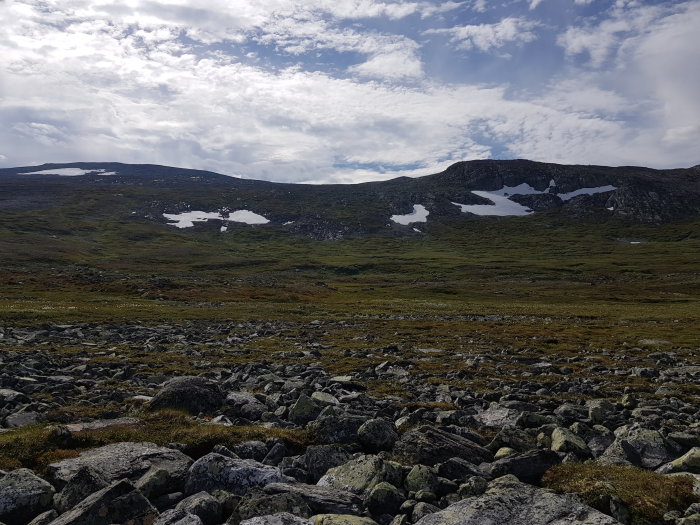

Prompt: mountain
[1,159,699,240]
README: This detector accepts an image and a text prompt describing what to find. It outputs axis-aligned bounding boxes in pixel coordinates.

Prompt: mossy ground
[542,463,699,525]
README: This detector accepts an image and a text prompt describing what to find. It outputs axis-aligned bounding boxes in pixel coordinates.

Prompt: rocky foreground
[0,322,699,525]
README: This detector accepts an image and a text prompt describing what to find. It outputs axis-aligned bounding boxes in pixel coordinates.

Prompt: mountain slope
[1,159,699,240]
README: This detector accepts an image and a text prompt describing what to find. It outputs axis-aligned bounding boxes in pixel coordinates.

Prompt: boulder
[488,449,561,484]
[404,465,438,494]
[303,445,352,483]
[185,453,288,495]
[47,441,192,490]
[357,419,399,453]
[392,426,493,466]
[307,415,368,444]
[551,427,591,458]
[366,482,405,516]
[147,376,224,415]
[49,478,159,525]
[53,465,108,513]
[0,468,55,524]
[312,515,378,525]
[659,447,700,474]
[413,475,619,525]
[235,490,312,521]
[155,509,205,525]
[289,395,322,425]
[263,483,363,515]
[317,455,403,495]
[240,514,311,525]
[175,491,222,525]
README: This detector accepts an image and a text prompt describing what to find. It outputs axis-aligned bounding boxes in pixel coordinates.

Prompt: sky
[0,0,698,183]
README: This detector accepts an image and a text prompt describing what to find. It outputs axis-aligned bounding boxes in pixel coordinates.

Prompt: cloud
[425,17,539,53]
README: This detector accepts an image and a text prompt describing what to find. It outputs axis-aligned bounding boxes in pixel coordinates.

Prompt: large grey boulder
[317,455,403,495]
[307,415,368,444]
[289,395,322,425]
[49,478,159,525]
[393,426,493,466]
[357,419,399,453]
[413,475,619,525]
[185,453,288,495]
[176,491,222,525]
[239,513,311,525]
[600,425,681,469]
[47,441,193,490]
[0,468,55,524]
[303,445,352,483]
[488,449,561,484]
[53,466,109,513]
[147,376,224,415]
[263,482,364,515]
[551,427,591,458]
[155,508,205,525]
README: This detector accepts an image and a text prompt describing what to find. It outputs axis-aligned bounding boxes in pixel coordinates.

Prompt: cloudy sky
[1,0,698,183]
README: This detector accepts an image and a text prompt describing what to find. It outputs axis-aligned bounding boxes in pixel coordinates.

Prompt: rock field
[0,321,698,525]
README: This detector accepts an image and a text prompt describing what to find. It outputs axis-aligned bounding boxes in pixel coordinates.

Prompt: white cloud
[426,17,539,53]
[348,49,424,79]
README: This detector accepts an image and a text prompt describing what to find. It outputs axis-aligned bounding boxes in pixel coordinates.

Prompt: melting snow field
[22,168,117,176]
[164,210,270,229]
[452,183,617,217]
[391,204,429,225]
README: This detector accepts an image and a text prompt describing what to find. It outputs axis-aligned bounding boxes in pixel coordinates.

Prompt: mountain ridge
[1,159,699,239]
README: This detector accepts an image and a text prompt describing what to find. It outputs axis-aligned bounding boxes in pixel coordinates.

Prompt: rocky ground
[0,321,699,525]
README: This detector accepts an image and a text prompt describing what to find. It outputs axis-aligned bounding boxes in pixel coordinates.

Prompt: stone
[235,491,312,521]
[185,453,288,495]
[489,449,561,484]
[303,445,352,484]
[155,508,205,525]
[289,395,322,425]
[49,478,159,525]
[357,419,399,453]
[147,376,224,415]
[240,513,312,525]
[392,426,493,466]
[473,404,520,428]
[366,482,405,516]
[53,465,109,513]
[0,468,55,524]
[234,441,269,462]
[436,458,484,482]
[404,465,438,494]
[317,455,403,495]
[311,392,340,406]
[176,491,222,525]
[551,427,591,458]
[47,441,193,490]
[307,415,368,444]
[312,515,378,525]
[5,411,43,428]
[263,483,363,515]
[411,502,440,522]
[587,400,616,425]
[27,509,58,525]
[661,447,700,474]
[413,475,619,525]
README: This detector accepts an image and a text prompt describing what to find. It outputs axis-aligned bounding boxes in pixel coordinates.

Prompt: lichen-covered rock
[147,376,224,415]
[175,491,222,525]
[289,395,322,425]
[488,449,561,484]
[311,515,378,525]
[366,482,405,516]
[357,419,399,453]
[235,490,312,522]
[392,426,493,466]
[47,441,192,490]
[303,445,352,484]
[0,468,55,524]
[49,478,159,525]
[413,475,619,525]
[240,513,312,525]
[27,509,58,525]
[53,465,108,513]
[404,465,438,494]
[307,415,368,444]
[318,455,403,495]
[551,427,591,458]
[155,508,205,525]
[185,453,288,495]
[660,447,700,474]
[264,483,363,515]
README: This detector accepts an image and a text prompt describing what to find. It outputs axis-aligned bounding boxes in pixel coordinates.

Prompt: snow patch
[452,183,617,217]
[391,205,429,225]
[22,168,117,176]
[413,228,422,233]
[452,193,532,216]
[164,209,270,229]
[557,185,617,201]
